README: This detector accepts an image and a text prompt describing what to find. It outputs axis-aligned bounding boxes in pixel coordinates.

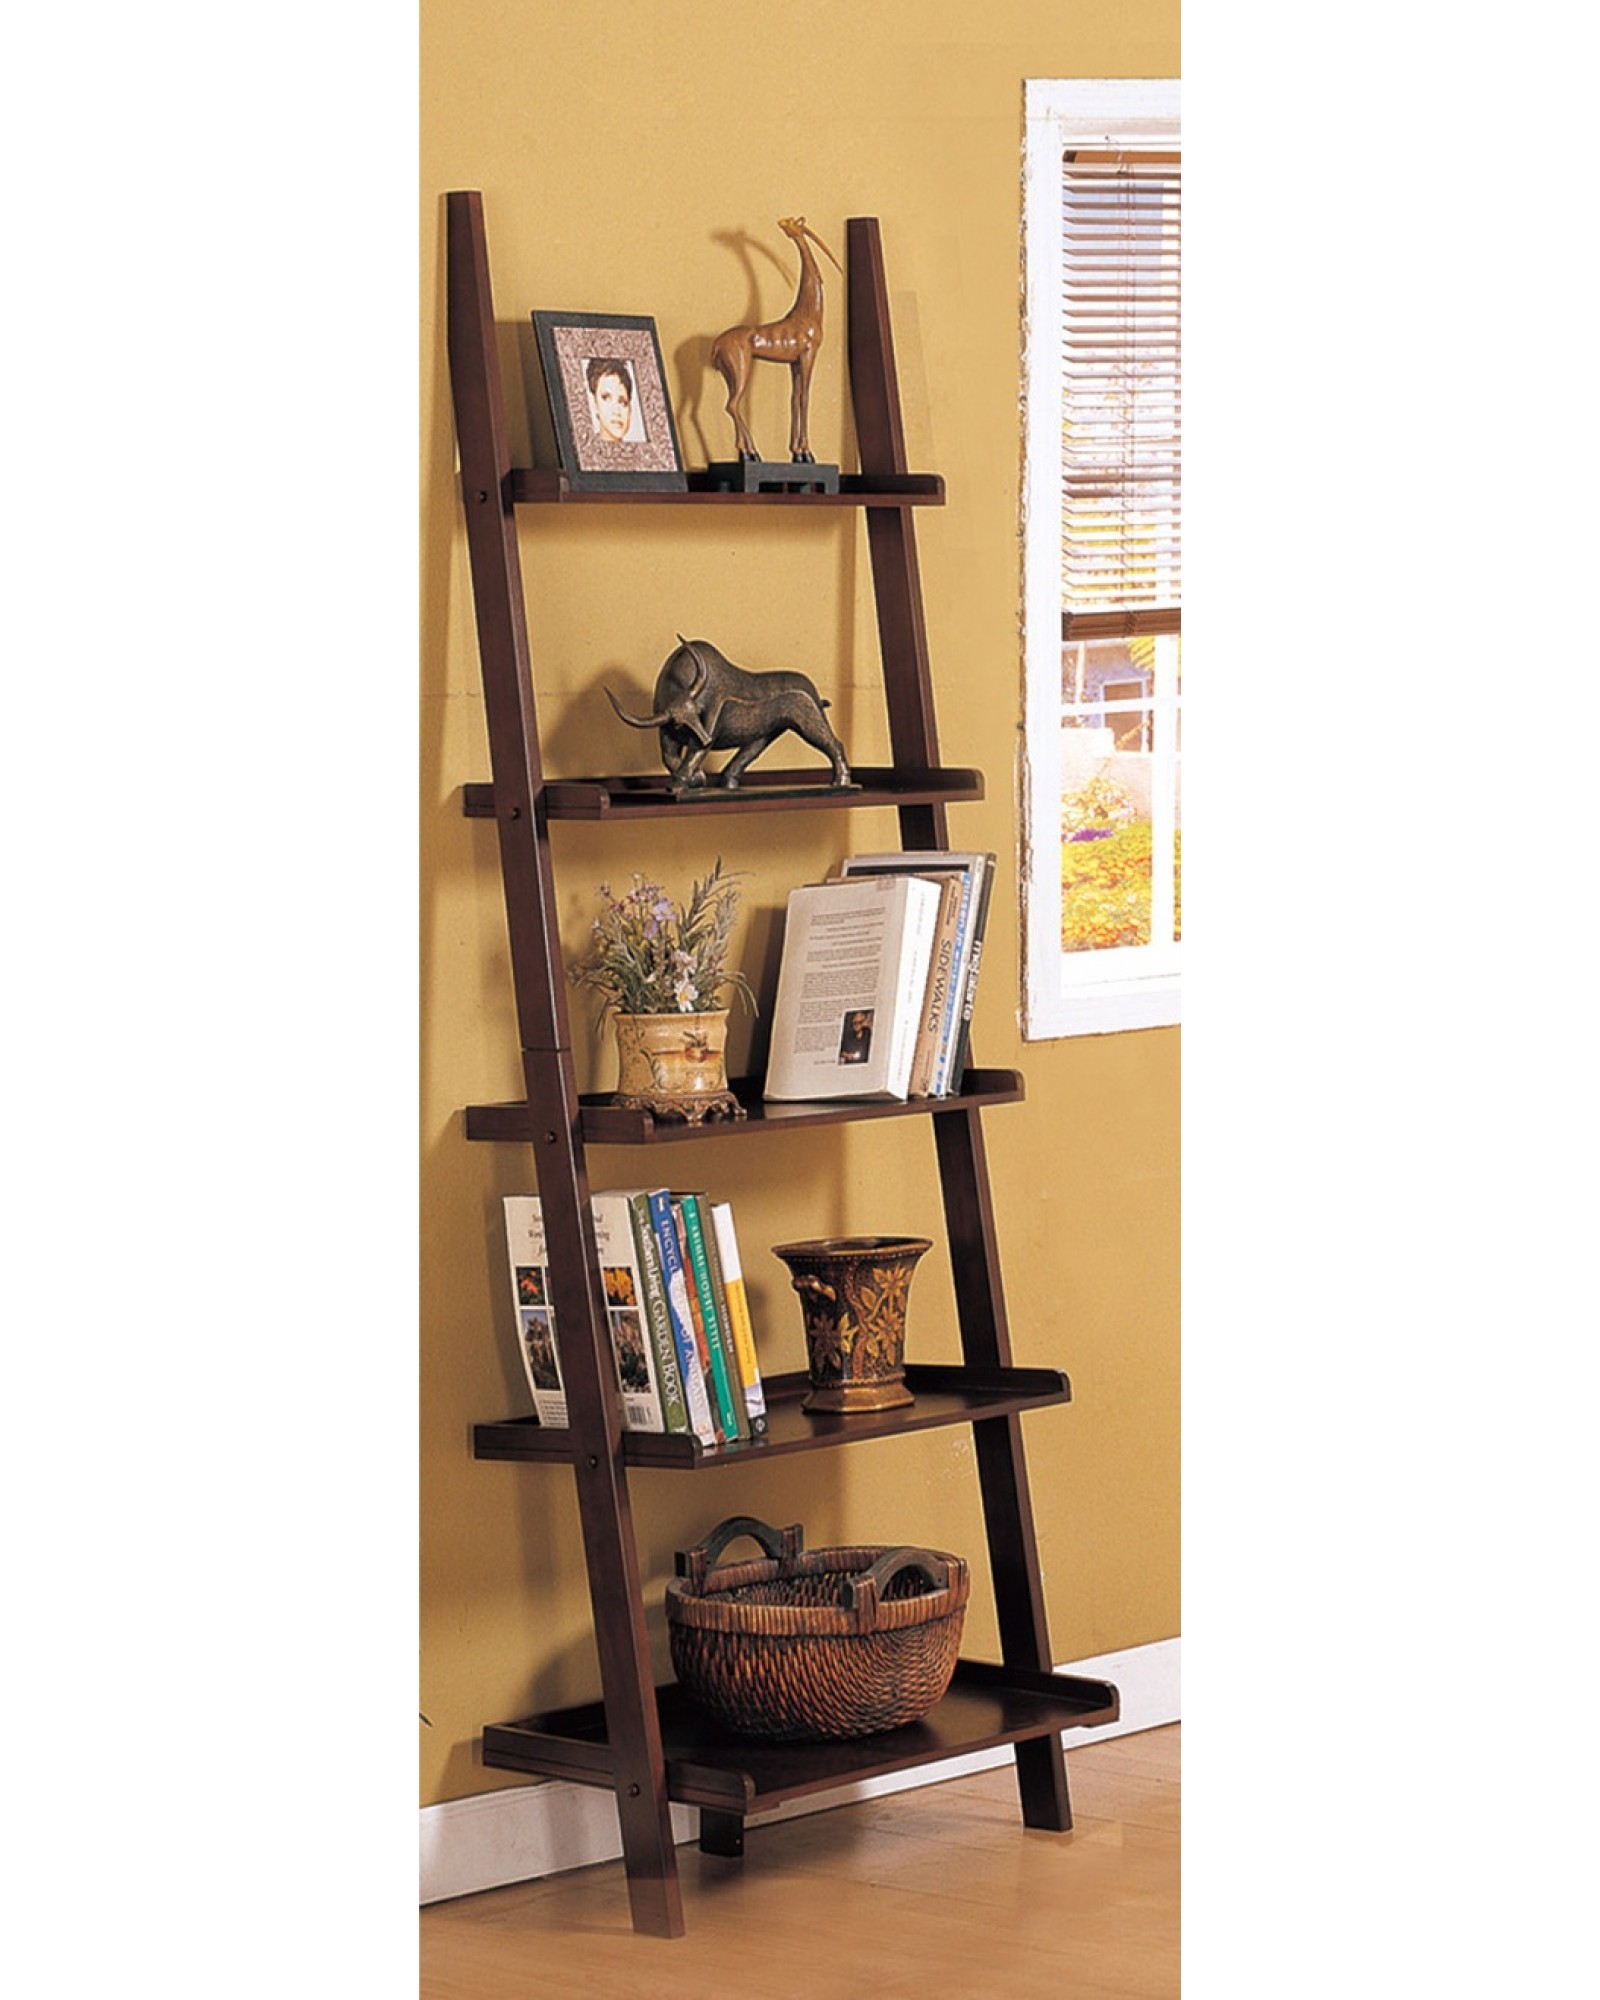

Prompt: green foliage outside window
[1060,770,1181,952]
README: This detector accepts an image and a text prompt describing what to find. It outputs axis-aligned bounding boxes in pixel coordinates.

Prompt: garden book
[503,1195,566,1428]
[503,1193,689,1432]
[839,851,995,1094]
[906,874,963,1098]
[587,1192,671,1432]
[763,873,942,1102]
[590,1190,689,1434]
[945,854,995,1088]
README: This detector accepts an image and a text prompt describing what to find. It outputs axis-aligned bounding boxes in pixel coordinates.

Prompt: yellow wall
[420,0,1180,1810]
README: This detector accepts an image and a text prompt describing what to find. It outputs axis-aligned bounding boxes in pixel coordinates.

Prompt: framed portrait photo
[532,311,687,492]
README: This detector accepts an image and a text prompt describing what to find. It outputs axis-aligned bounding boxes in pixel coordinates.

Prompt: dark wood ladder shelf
[444,187,1114,1939]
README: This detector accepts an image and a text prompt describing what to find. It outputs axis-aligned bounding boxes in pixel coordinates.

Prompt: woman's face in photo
[592,368,632,442]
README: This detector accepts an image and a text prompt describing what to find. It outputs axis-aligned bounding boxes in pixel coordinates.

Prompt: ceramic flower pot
[771,1235,933,1413]
[612,1009,745,1124]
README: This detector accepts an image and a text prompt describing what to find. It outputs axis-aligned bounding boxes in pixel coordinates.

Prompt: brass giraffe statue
[711,217,842,463]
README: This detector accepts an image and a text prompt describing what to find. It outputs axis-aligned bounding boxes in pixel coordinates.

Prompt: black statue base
[663,777,861,801]
[704,459,842,495]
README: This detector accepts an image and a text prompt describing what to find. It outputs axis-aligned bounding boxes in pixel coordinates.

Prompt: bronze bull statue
[605,636,852,793]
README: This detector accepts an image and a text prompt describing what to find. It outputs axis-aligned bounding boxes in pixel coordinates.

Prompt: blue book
[644,1188,717,1445]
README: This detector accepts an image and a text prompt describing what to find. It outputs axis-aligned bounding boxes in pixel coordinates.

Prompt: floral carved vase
[612,1009,745,1124]
[771,1235,933,1413]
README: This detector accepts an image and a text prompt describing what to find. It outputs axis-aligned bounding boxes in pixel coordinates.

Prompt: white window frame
[1021,77,1181,1039]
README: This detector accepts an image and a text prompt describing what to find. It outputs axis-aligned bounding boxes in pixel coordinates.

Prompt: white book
[710,1199,768,1435]
[504,1193,681,1432]
[503,1195,566,1427]
[763,874,943,1101]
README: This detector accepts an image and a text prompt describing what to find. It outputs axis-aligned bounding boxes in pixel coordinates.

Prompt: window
[1022,80,1181,1038]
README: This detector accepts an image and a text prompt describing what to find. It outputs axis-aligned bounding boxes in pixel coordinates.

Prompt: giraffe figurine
[711,217,843,465]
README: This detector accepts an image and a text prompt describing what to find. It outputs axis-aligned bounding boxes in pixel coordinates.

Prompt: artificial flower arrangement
[570,860,756,1020]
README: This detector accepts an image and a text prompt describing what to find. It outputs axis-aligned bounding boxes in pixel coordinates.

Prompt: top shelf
[507,469,945,508]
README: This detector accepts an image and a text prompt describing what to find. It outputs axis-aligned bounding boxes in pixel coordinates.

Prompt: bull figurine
[605,635,852,793]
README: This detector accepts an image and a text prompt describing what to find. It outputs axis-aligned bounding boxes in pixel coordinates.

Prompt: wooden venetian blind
[1060,150,1181,640]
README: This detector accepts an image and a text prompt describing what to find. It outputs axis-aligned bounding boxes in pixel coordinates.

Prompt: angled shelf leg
[849,212,1075,1834]
[446,188,686,1939]
[939,1107,1073,1830]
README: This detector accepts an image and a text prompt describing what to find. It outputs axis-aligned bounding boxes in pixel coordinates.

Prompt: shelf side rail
[444,188,686,1938]
[848,213,1074,1833]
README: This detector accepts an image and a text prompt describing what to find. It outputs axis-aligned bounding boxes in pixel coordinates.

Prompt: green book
[676,1194,748,1442]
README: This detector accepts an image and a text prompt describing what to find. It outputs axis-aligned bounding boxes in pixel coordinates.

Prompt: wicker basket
[665,1514,969,1741]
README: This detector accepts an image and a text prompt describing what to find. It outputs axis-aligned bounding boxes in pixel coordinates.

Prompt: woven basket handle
[675,1514,805,1591]
[842,1547,953,1630]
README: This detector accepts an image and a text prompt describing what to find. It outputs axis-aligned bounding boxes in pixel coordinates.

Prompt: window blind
[1060,150,1181,640]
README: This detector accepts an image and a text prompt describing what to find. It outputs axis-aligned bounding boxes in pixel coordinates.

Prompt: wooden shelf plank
[507,469,945,507]
[460,767,984,821]
[464,1069,1024,1147]
[482,1660,1120,1814]
[473,1363,1071,1469]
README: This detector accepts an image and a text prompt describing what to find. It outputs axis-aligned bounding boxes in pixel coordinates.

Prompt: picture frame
[532,311,687,492]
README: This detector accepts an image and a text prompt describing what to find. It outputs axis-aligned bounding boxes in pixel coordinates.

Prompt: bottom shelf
[482,1660,1119,1816]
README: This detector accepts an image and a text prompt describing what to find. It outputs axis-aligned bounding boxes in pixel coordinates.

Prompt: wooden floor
[420,1725,1179,1998]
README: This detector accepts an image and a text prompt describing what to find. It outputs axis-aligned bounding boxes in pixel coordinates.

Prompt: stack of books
[503,1190,767,1444]
[762,850,995,1104]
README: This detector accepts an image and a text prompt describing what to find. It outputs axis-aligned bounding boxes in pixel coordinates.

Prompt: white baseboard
[420,1636,1179,1905]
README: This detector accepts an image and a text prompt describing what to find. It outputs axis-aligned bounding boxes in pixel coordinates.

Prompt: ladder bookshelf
[443,189,1118,1938]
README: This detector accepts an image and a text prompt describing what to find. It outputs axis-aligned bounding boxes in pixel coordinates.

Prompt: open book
[763,873,943,1101]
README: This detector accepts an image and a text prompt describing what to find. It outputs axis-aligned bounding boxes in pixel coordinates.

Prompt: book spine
[677,1195,748,1442]
[502,1195,567,1428]
[645,1189,717,1445]
[945,856,996,1093]
[910,878,960,1099]
[696,1196,746,1427]
[623,1192,689,1434]
[930,867,977,1094]
[588,1195,665,1432]
[710,1200,768,1435]
[670,1201,725,1440]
